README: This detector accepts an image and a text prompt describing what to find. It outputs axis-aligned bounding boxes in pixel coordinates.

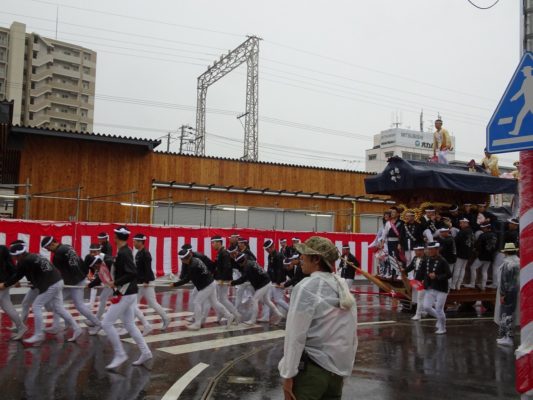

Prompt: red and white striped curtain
[0,220,376,277]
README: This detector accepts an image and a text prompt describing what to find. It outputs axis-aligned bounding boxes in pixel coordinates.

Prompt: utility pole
[166,132,171,152]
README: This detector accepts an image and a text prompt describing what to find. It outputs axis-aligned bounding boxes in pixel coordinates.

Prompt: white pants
[250,284,282,323]
[0,288,23,329]
[64,280,100,326]
[492,252,505,287]
[437,150,448,164]
[469,259,491,289]
[271,286,290,313]
[447,263,455,290]
[101,294,150,357]
[423,289,447,329]
[97,287,113,319]
[216,283,239,317]
[194,282,231,327]
[404,250,414,278]
[235,282,252,307]
[33,281,80,335]
[21,287,39,322]
[452,258,469,289]
[138,285,168,321]
[413,289,425,316]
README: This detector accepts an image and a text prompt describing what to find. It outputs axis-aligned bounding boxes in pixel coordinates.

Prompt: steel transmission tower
[195,36,261,160]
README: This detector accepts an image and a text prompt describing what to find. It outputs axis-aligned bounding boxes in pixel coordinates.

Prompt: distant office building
[0,21,96,131]
[365,127,456,173]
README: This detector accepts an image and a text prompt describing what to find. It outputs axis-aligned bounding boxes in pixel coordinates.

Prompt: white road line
[146,316,219,331]
[43,311,193,324]
[161,363,210,400]
[358,320,396,326]
[123,323,260,344]
[158,330,286,355]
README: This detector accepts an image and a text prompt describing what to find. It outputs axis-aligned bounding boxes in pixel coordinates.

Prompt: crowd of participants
[0,227,364,370]
[370,203,520,343]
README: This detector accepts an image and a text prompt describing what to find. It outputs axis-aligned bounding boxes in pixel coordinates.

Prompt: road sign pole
[516,2,533,398]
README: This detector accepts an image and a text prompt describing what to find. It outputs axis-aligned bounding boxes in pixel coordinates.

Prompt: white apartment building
[365,127,456,173]
[0,22,96,131]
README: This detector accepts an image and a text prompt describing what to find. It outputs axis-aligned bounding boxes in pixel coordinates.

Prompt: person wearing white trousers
[464,223,498,291]
[101,226,152,369]
[172,249,235,330]
[421,243,451,334]
[1,244,83,344]
[264,239,289,317]
[0,244,27,340]
[231,253,283,325]
[42,237,101,331]
[133,233,170,336]
[401,245,427,320]
[211,236,241,323]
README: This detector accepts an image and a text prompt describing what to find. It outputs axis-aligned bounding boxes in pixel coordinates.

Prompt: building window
[83,53,91,61]
[80,109,87,117]
[402,152,425,161]
[64,50,71,56]
[384,151,394,158]
[80,123,87,131]
[83,66,90,74]
[368,154,377,161]
[32,50,38,59]
[29,112,33,120]
[81,95,88,103]
[82,81,89,89]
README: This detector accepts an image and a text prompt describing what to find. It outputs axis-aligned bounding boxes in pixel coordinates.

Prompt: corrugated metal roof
[11,125,161,150]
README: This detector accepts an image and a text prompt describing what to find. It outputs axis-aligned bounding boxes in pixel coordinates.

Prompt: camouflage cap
[294,236,339,269]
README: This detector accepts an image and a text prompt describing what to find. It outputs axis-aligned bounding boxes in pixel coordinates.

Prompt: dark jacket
[242,248,257,261]
[135,247,155,283]
[5,253,62,293]
[402,222,424,251]
[339,253,359,280]
[215,247,233,281]
[455,228,475,260]
[100,241,113,257]
[173,257,214,291]
[504,229,519,249]
[190,251,215,273]
[475,231,498,261]
[284,264,306,288]
[405,256,426,282]
[422,255,452,293]
[113,245,138,295]
[267,249,286,285]
[232,260,270,290]
[0,245,16,283]
[52,244,86,285]
[438,236,457,264]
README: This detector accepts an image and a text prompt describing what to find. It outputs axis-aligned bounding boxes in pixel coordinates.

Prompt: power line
[26,0,243,38]
[263,40,496,102]
[466,0,500,10]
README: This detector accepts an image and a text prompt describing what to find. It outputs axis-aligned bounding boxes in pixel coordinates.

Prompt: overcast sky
[3,0,522,169]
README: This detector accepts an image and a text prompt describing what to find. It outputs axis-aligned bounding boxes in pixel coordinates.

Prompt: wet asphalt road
[0,282,518,399]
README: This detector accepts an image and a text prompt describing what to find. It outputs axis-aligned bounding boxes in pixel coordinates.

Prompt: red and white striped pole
[516,149,533,397]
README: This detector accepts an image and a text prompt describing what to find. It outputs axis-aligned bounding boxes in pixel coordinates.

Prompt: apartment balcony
[81,83,95,94]
[49,96,80,108]
[30,69,53,82]
[30,84,52,97]
[52,65,81,79]
[29,99,51,113]
[53,51,81,64]
[30,114,50,127]
[51,81,79,93]
[32,54,54,67]
[82,59,96,69]
[46,110,80,122]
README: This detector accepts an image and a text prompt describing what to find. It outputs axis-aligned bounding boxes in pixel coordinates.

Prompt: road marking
[358,320,396,326]
[161,362,210,400]
[123,323,260,344]
[43,311,193,324]
[158,330,286,355]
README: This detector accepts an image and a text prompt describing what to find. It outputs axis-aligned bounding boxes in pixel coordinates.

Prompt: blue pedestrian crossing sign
[487,52,533,154]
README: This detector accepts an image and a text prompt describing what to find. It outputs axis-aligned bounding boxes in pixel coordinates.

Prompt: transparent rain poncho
[278,271,358,379]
